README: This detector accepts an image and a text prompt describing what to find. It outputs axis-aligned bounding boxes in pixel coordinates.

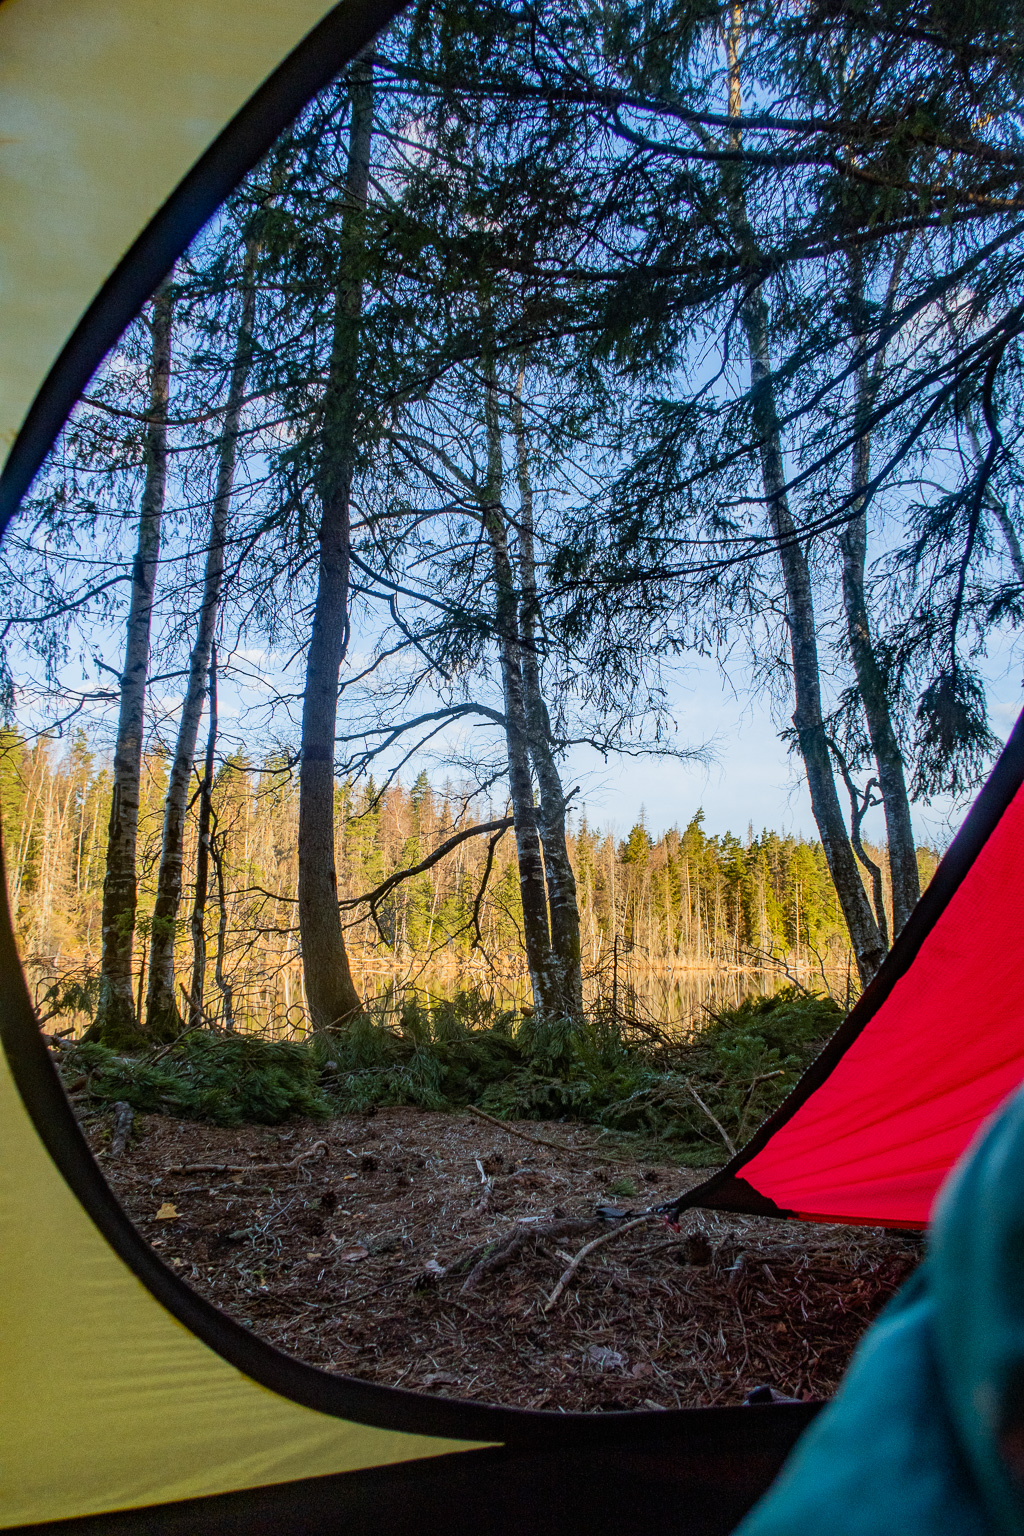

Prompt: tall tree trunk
[210,818,235,1031]
[841,250,920,937]
[297,62,371,1031]
[741,292,884,986]
[146,242,257,1035]
[91,278,173,1043]
[512,367,583,1019]
[482,353,554,1014]
[188,646,217,1028]
[724,17,884,986]
[840,440,920,939]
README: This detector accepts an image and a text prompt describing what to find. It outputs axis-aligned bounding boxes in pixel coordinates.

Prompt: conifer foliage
[0,0,1012,1057]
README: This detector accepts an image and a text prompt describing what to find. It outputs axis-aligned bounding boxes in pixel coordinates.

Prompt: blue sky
[561,638,1024,850]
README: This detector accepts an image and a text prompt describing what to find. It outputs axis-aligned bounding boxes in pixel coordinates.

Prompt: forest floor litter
[87,1103,921,1412]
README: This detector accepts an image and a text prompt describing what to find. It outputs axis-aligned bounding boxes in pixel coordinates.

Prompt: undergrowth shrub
[53,985,843,1157]
[597,988,843,1163]
[57,1033,333,1125]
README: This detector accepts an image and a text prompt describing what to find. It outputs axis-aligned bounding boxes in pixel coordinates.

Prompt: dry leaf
[586,1345,625,1371]
[155,1202,179,1220]
[334,1245,370,1263]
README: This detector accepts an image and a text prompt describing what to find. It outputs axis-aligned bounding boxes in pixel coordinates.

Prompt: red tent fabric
[676,710,1024,1230]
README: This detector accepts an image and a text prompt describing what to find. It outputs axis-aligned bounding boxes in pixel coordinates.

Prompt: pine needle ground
[88,1106,920,1412]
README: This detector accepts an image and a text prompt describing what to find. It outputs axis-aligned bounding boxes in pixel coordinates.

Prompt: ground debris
[106,1100,135,1158]
[91,1106,921,1412]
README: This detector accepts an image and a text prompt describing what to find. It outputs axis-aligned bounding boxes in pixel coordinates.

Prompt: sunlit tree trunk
[146,241,257,1035]
[91,278,173,1043]
[512,367,583,1018]
[725,16,884,986]
[842,248,919,938]
[481,352,554,1014]
[297,62,371,1031]
[188,646,217,1027]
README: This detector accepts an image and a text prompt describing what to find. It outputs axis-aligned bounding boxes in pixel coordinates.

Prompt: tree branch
[339,816,514,914]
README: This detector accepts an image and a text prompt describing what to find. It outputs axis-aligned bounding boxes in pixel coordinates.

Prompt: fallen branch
[543,1214,655,1312]
[146,1021,206,1066]
[682,1081,737,1157]
[165,1140,328,1176]
[465,1104,621,1163]
[462,1216,596,1293]
[740,1069,786,1109]
[107,1101,134,1158]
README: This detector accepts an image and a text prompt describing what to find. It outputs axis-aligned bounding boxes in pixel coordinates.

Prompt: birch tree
[91,278,174,1044]
[145,235,259,1035]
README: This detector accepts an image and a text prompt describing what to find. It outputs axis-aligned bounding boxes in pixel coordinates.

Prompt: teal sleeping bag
[737,1084,1024,1536]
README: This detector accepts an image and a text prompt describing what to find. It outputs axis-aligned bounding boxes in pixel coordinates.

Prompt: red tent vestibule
[675,709,1024,1231]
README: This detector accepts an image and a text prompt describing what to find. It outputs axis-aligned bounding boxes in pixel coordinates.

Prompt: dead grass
[88,1106,921,1412]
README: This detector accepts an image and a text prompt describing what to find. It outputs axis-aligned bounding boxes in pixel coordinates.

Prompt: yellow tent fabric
[0,0,357,465]
[0,6,488,1525]
[0,1041,486,1529]
[0,7,825,1532]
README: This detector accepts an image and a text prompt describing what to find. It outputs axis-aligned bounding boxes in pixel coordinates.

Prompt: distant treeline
[0,730,939,1033]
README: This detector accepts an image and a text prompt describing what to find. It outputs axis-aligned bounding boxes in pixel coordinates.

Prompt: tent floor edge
[2,1413,820,1536]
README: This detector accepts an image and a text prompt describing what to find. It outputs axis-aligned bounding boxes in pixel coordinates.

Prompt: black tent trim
[0,0,408,536]
[0,849,819,1534]
[6,1415,818,1536]
[0,11,818,1527]
[667,705,1024,1224]
[0,845,821,1462]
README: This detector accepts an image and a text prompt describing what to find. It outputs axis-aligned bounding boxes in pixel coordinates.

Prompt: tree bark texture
[188,647,217,1028]
[840,460,919,937]
[146,244,257,1035]
[724,19,883,986]
[739,291,884,983]
[512,370,584,1019]
[92,279,173,1043]
[482,356,554,1015]
[297,62,371,1031]
[742,291,886,986]
[841,252,919,938]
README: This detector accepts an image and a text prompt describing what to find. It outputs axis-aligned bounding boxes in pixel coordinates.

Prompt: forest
[1,0,1018,1076]
[3,0,1022,1426]
[1,729,940,1036]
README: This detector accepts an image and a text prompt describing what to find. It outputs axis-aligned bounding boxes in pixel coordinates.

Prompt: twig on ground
[165,1139,328,1176]
[543,1215,655,1313]
[464,1105,622,1163]
[461,1216,596,1293]
[471,1157,494,1216]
